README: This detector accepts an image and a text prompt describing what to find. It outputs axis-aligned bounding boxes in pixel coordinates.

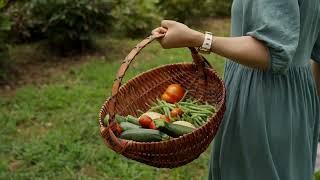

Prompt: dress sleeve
[312,34,320,63]
[243,0,300,74]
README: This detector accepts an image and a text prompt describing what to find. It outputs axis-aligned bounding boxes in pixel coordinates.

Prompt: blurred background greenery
[0,0,232,80]
[1,0,319,180]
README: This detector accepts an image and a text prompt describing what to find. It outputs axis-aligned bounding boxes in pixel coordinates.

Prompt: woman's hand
[151,20,204,49]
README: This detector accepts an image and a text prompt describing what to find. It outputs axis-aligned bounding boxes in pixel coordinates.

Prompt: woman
[152,0,320,179]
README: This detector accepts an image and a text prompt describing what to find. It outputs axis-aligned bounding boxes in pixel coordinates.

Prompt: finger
[161,20,174,28]
[151,27,167,37]
[151,27,162,35]
[158,27,167,34]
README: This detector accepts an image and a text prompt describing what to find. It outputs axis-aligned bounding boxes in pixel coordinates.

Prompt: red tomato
[161,93,176,104]
[162,84,185,103]
[148,121,157,129]
[139,115,153,128]
[170,108,183,118]
[160,115,171,123]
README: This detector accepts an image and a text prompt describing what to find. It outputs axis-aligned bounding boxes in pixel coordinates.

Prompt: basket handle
[101,34,211,126]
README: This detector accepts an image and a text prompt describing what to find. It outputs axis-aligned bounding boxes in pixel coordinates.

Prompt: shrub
[7,2,45,43]
[208,0,232,17]
[9,0,113,55]
[0,1,12,80]
[111,0,161,38]
[157,0,231,24]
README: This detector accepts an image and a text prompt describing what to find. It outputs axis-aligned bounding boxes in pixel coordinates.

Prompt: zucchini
[172,121,196,128]
[120,129,169,142]
[163,122,195,138]
[154,119,195,137]
[127,115,140,125]
[115,114,127,123]
[120,122,141,131]
[115,114,140,125]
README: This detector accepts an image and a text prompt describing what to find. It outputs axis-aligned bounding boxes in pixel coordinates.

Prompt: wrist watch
[197,31,213,54]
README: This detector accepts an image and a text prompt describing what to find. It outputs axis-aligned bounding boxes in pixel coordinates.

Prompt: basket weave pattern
[98,35,226,168]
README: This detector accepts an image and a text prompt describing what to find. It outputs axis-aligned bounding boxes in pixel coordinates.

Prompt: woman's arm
[152,20,270,70]
[210,36,269,70]
[311,60,320,95]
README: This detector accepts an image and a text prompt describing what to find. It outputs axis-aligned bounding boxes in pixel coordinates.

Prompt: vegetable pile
[114,84,216,142]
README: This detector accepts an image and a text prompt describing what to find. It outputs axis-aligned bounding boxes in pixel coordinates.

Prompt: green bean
[186,106,213,112]
[194,121,201,128]
[137,110,145,115]
[150,104,171,109]
[196,119,205,126]
[160,101,175,109]
[180,104,212,112]
[164,107,170,118]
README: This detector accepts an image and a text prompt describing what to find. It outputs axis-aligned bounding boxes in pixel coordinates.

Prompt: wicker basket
[98,34,226,168]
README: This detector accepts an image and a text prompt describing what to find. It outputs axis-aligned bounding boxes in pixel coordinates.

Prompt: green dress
[208,0,320,179]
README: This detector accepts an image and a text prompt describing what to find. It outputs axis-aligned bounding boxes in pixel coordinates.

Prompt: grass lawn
[0,21,227,179]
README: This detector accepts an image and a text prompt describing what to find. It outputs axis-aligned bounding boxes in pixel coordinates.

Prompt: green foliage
[208,0,232,17]
[315,171,320,180]
[8,2,46,42]
[8,0,232,41]
[0,1,12,80]
[157,0,207,23]
[157,0,231,24]
[9,0,113,55]
[111,0,160,38]
[0,0,5,9]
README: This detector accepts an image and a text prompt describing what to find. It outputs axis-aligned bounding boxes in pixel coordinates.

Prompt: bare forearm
[152,21,269,70]
[211,36,269,70]
[311,60,320,95]
[192,32,269,70]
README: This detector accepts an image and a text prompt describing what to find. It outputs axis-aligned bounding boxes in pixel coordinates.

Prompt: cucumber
[120,129,169,142]
[115,114,140,125]
[127,115,140,125]
[120,122,141,131]
[162,122,195,138]
[115,114,127,123]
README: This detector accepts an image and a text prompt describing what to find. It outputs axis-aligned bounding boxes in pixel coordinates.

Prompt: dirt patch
[16,119,53,140]
[0,36,136,97]
[8,160,24,172]
[0,52,105,97]
[80,165,101,178]
[0,58,84,96]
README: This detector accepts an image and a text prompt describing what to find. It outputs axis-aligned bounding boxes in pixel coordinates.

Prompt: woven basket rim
[99,62,226,146]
